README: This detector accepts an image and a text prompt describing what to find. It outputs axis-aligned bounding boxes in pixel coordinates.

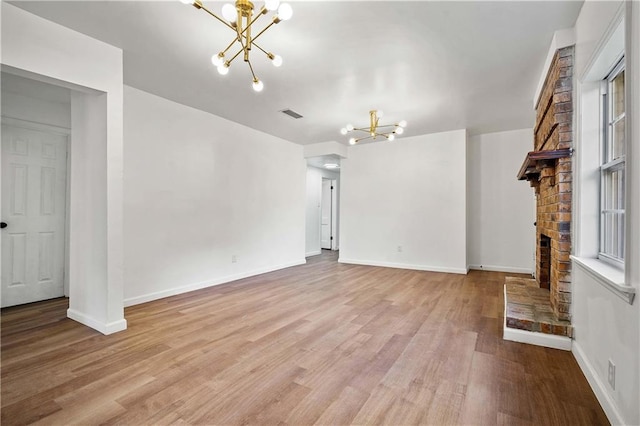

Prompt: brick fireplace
[517,45,574,322]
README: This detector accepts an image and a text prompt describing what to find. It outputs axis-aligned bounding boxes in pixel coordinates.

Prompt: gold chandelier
[341,110,407,145]
[180,0,292,92]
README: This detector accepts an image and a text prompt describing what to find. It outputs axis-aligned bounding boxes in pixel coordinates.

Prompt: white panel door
[321,179,332,249]
[1,124,68,307]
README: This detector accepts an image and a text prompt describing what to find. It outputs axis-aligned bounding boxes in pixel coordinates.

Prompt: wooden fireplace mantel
[517,148,572,181]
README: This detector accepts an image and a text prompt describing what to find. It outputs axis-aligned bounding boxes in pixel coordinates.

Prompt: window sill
[571,256,635,304]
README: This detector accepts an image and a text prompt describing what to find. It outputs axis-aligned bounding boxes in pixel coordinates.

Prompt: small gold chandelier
[341,110,407,145]
[181,0,292,92]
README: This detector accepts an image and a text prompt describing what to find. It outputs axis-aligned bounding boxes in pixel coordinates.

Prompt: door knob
[0,222,7,229]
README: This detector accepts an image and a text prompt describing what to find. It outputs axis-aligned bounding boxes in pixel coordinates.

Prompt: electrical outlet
[397,245,403,253]
[608,359,616,389]
[231,255,237,263]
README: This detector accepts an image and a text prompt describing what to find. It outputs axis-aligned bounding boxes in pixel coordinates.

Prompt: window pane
[612,70,625,118]
[612,117,625,159]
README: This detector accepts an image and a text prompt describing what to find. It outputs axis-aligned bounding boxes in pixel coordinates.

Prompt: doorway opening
[304,156,340,258]
[1,73,71,308]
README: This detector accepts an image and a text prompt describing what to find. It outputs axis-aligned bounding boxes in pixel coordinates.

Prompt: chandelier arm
[251,20,277,44]
[247,58,259,81]
[198,3,236,31]
[355,135,374,143]
[251,42,269,56]
[220,37,240,57]
[375,124,399,128]
[226,47,244,66]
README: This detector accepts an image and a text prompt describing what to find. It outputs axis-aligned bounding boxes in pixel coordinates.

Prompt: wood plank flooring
[1,251,609,425]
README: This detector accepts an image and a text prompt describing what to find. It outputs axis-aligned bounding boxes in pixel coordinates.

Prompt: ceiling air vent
[280,109,303,119]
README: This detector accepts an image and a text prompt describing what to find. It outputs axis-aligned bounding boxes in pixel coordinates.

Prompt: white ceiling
[9,1,584,145]
[307,154,341,172]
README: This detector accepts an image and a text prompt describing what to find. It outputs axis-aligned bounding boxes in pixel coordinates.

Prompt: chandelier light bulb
[395,127,404,135]
[340,128,348,135]
[277,3,293,21]
[222,3,237,22]
[217,64,230,75]
[180,0,195,4]
[388,134,395,141]
[377,110,384,118]
[271,54,283,67]
[398,120,407,128]
[346,124,354,131]
[349,137,356,145]
[264,0,280,11]
[211,53,224,67]
[252,79,264,92]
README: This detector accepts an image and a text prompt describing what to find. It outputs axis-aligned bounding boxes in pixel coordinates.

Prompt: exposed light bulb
[377,110,384,118]
[180,0,195,4]
[395,127,404,135]
[252,79,264,92]
[398,120,407,128]
[346,124,354,131]
[388,134,395,141]
[217,64,229,75]
[211,53,224,67]
[340,128,348,135]
[349,137,356,145]
[222,3,237,22]
[277,3,293,21]
[265,0,280,11]
[271,54,283,67]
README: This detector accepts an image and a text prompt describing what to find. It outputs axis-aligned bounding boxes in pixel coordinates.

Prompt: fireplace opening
[538,234,551,289]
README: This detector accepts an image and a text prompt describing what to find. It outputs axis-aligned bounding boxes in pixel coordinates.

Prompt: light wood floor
[1,251,608,425]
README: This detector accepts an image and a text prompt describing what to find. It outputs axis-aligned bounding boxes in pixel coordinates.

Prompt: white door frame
[320,178,332,250]
[331,179,338,250]
[1,116,72,298]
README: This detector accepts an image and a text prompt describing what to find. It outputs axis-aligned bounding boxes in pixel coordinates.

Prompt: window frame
[599,57,626,268]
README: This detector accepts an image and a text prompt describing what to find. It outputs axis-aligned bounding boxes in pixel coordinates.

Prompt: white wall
[123,86,306,306]
[570,1,640,424]
[339,129,467,274]
[467,129,535,274]
[305,166,339,256]
[1,3,126,334]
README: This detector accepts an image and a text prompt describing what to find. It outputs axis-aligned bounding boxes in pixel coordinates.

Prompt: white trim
[468,264,533,275]
[502,285,572,351]
[571,256,635,304]
[1,115,71,135]
[572,341,625,426]
[67,309,127,335]
[581,3,626,82]
[503,326,572,351]
[123,259,306,307]
[305,250,322,257]
[338,258,467,275]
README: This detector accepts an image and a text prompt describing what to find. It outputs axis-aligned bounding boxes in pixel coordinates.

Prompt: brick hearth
[504,277,572,337]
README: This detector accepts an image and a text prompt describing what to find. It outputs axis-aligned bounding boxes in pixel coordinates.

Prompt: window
[600,58,625,266]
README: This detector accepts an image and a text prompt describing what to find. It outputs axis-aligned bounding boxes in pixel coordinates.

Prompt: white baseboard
[337,258,467,275]
[502,285,571,351]
[124,258,307,307]
[572,342,625,426]
[503,325,572,351]
[67,309,128,335]
[469,264,533,274]
[305,250,322,257]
